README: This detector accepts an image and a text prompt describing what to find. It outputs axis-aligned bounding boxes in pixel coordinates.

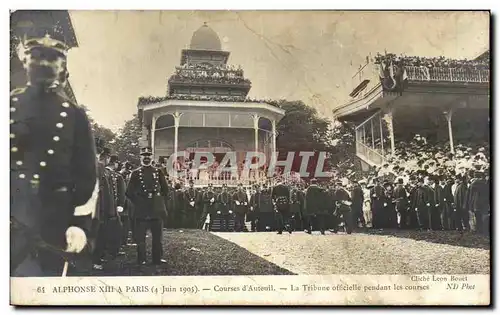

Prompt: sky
[66,10,489,131]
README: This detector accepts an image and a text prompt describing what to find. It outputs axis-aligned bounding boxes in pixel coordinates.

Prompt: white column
[370,119,375,149]
[382,107,396,157]
[379,113,384,154]
[151,115,158,158]
[271,119,277,165]
[444,109,454,154]
[252,115,259,155]
[174,112,182,155]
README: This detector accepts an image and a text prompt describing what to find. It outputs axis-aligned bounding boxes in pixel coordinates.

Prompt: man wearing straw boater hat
[10,24,97,276]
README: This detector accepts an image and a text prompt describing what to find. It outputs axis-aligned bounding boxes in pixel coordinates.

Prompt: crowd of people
[374,52,489,70]
[169,63,251,86]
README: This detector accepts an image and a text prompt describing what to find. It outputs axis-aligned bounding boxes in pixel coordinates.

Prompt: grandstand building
[333,51,490,171]
[137,23,285,186]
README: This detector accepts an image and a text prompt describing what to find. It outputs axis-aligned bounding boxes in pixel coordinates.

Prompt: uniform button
[10,119,14,124]
[47,149,54,155]
[19,174,25,179]
[62,102,69,108]
[10,107,16,112]
[16,161,23,166]
[11,147,18,152]
[40,161,47,167]
[33,174,39,179]
[60,112,67,117]
[56,123,64,128]
[10,133,15,139]
[12,97,18,102]
[53,136,60,141]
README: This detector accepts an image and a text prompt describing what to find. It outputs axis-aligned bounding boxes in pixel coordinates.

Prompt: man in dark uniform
[10,29,96,276]
[248,184,261,232]
[350,180,365,228]
[172,182,185,228]
[435,175,454,230]
[232,183,249,232]
[119,161,136,244]
[126,147,168,265]
[289,184,304,231]
[216,184,232,231]
[199,183,217,229]
[393,178,410,229]
[466,171,490,235]
[382,181,397,229]
[272,182,292,234]
[183,180,199,228]
[454,175,470,231]
[257,183,274,231]
[90,144,114,270]
[106,154,126,256]
[369,178,384,229]
[303,179,327,234]
[333,181,354,234]
[411,177,433,231]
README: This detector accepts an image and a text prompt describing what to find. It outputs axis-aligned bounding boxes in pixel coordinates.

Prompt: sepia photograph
[9,8,490,305]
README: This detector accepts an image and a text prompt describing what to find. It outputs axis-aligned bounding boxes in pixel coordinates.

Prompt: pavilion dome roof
[189,23,222,51]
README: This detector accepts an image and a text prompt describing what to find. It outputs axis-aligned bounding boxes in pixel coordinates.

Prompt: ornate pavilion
[137,24,285,185]
[333,51,490,171]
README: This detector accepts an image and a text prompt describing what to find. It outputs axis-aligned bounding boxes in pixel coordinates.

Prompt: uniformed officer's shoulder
[10,87,27,97]
[129,167,142,176]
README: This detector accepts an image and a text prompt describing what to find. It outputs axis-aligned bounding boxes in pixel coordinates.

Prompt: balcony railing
[356,141,386,166]
[405,66,489,83]
[170,171,301,188]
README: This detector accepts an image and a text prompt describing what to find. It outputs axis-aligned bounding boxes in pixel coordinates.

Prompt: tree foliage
[81,105,117,150]
[112,114,142,165]
[276,100,357,178]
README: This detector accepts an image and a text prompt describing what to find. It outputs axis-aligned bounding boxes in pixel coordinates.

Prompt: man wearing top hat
[393,178,410,229]
[289,184,304,231]
[333,180,354,234]
[369,177,385,229]
[466,170,490,235]
[126,147,169,265]
[248,184,261,232]
[350,180,365,228]
[10,26,97,276]
[199,183,217,229]
[453,175,470,231]
[107,154,128,253]
[272,181,292,234]
[257,183,274,231]
[303,179,328,234]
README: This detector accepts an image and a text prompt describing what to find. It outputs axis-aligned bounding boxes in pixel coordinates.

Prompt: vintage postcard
[9,10,490,306]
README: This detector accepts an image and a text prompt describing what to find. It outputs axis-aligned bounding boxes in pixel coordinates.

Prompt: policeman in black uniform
[10,28,97,276]
[232,183,249,232]
[107,154,126,255]
[183,179,199,228]
[272,182,292,234]
[217,184,232,231]
[289,184,304,231]
[126,147,168,265]
[200,183,217,229]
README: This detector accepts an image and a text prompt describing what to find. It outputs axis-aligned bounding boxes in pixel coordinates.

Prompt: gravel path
[213,230,490,275]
